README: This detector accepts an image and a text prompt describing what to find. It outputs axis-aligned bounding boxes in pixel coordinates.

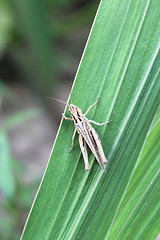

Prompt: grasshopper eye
[72,115,77,123]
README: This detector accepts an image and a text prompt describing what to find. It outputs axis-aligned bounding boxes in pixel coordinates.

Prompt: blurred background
[0,0,99,239]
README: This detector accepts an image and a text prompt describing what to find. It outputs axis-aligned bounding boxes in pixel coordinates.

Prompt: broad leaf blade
[108,107,160,240]
[21,0,160,239]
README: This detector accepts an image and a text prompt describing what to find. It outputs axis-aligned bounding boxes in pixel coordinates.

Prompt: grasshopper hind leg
[79,134,89,171]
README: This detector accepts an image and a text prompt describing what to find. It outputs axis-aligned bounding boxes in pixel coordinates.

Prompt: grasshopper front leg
[69,128,77,152]
[84,97,99,116]
[62,113,73,121]
[62,113,76,152]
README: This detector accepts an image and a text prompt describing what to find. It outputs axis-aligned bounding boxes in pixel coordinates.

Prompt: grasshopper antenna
[70,88,73,104]
[47,97,70,107]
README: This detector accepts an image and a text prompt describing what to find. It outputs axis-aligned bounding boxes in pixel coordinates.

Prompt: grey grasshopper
[48,97,112,173]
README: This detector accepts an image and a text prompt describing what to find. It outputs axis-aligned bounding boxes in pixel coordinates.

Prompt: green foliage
[10,0,55,97]
[21,0,160,239]
[0,84,43,240]
[0,0,13,55]
[0,1,97,99]
[0,131,15,200]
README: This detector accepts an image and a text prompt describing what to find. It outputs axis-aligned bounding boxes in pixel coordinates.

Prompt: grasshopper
[48,97,112,173]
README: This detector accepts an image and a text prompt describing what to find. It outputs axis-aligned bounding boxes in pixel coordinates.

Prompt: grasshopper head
[69,104,77,115]
[69,104,82,123]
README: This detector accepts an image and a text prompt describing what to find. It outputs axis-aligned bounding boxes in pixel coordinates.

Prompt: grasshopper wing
[76,121,107,173]
[79,134,89,171]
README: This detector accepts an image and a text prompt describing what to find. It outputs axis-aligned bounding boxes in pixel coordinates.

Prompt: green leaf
[1,108,43,131]
[21,0,160,239]
[11,0,55,96]
[0,132,15,200]
[0,0,13,54]
[108,107,160,240]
